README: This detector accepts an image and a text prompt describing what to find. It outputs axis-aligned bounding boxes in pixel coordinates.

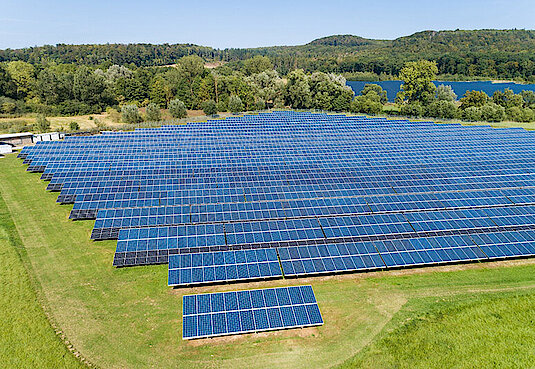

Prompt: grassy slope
[1,153,535,368]
[340,291,535,368]
[0,166,85,367]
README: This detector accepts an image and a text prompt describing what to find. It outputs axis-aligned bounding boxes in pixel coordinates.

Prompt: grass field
[1,153,535,368]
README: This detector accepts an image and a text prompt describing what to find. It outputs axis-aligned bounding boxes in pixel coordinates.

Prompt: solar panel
[19,111,535,276]
[168,249,282,286]
[182,285,323,339]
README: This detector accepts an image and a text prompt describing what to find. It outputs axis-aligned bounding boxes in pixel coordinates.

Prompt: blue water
[346,80,535,102]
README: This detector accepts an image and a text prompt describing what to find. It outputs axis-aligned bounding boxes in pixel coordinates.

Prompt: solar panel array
[19,111,535,287]
[182,285,323,339]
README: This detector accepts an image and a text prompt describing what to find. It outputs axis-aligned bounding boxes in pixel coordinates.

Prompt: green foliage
[254,99,266,110]
[149,77,171,108]
[6,61,35,100]
[435,84,457,102]
[216,100,228,112]
[69,121,79,131]
[228,95,244,114]
[351,90,384,115]
[361,84,388,104]
[462,106,483,121]
[168,99,187,118]
[201,99,217,116]
[507,106,535,122]
[425,100,458,119]
[492,88,524,109]
[400,102,424,117]
[145,103,161,121]
[34,114,50,132]
[121,104,142,123]
[399,60,438,104]
[243,56,273,75]
[284,69,312,109]
[460,90,489,109]
[480,103,506,122]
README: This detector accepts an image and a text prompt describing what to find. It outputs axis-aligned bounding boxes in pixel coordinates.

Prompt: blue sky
[1,0,534,49]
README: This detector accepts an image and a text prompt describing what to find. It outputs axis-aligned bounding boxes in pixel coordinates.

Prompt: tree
[34,114,50,132]
[425,100,458,119]
[6,61,35,99]
[145,103,161,121]
[121,104,142,123]
[521,91,535,108]
[168,99,187,118]
[228,95,244,113]
[460,90,489,109]
[350,92,383,115]
[400,103,424,117]
[202,99,217,116]
[73,66,110,107]
[492,88,523,109]
[177,55,205,104]
[0,64,17,99]
[149,77,171,108]
[436,84,457,102]
[480,103,505,122]
[69,121,80,131]
[254,99,266,110]
[398,60,438,104]
[462,107,482,121]
[361,84,388,104]
[507,106,535,122]
[243,56,273,75]
[284,69,311,109]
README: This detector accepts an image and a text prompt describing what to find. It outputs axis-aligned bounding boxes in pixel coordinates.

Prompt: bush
[254,99,266,111]
[436,85,457,102]
[507,106,535,122]
[56,100,95,116]
[106,107,122,122]
[480,103,505,122]
[121,104,142,123]
[168,99,187,119]
[400,103,423,117]
[34,114,50,132]
[425,100,458,119]
[69,121,79,131]
[350,94,383,115]
[462,107,482,121]
[202,100,217,116]
[216,100,228,113]
[145,103,161,121]
[228,96,244,114]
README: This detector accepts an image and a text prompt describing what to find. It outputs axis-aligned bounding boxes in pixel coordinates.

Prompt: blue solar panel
[168,249,282,286]
[19,111,535,275]
[182,285,323,339]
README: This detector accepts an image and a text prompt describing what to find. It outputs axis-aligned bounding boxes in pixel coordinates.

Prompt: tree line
[2,30,535,81]
[2,54,535,133]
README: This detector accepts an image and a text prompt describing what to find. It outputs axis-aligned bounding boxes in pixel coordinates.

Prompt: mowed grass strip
[1,153,535,368]
[0,175,85,368]
[339,291,535,368]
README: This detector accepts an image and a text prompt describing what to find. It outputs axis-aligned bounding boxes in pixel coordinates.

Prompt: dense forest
[2,30,535,80]
[2,29,535,133]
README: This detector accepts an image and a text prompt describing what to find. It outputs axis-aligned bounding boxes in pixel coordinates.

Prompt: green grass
[0,166,85,368]
[1,153,535,368]
[339,291,535,368]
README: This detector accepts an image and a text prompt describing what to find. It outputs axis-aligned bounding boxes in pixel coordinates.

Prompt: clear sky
[1,0,534,49]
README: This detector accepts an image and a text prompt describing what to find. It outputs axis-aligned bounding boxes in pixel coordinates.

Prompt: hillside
[1,29,535,80]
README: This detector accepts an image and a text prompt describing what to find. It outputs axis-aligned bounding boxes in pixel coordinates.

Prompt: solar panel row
[182,286,323,339]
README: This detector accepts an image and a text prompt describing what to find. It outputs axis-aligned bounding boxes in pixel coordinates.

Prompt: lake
[346,80,535,102]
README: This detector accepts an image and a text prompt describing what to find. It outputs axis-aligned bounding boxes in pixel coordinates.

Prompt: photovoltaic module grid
[19,111,535,287]
[182,285,323,339]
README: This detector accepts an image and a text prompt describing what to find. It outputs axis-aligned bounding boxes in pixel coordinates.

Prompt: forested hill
[1,29,535,80]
